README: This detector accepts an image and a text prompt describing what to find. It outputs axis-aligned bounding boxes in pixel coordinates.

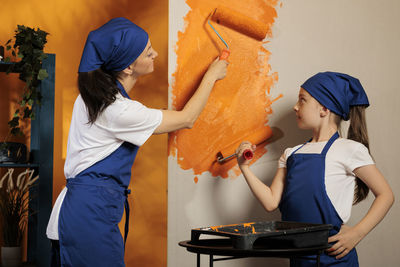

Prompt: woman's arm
[154,59,228,134]
[327,164,394,259]
[237,142,286,212]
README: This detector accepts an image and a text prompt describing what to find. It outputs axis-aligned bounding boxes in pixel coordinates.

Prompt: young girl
[236,72,394,266]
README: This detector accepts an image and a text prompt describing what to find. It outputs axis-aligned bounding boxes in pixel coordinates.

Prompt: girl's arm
[327,164,394,259]
[154,59,228,134]
[237,142,286,212]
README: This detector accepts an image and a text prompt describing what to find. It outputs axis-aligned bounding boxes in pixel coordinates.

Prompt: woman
[46,17,228,266]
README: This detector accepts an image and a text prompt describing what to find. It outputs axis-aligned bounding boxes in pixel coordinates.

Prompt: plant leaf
[23,107,32,119]
[37,69,48,80]
[10,127,22,136]
[13,109,20,117]
[8,117,19,128]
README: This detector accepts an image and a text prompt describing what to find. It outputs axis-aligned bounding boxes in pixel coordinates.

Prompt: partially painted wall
[169,0,280,180]
[169,1,400,267]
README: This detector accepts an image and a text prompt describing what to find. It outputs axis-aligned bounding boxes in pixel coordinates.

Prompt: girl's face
[131,40,158,76]
[293,88,324,129]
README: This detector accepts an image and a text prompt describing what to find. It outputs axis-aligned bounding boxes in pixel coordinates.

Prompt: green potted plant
[0,168,38,267]
[0,25,49,163]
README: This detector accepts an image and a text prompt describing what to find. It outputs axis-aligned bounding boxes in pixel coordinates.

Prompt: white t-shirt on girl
[46,93,162,240]
[278,138,374,223]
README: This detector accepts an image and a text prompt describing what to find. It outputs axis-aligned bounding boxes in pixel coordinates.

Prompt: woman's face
[131,40,158,76]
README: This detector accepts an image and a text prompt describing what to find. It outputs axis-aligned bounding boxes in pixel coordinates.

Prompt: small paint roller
[211,6,270,41]
[217,127,284,163]
[208,6,270,60]
[216,126,276,163]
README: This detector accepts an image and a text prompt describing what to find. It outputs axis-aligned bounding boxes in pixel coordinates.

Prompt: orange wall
[0,1,167,266]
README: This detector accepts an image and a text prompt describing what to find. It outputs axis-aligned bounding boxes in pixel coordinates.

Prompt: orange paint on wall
[169,0,280,178]
[0,1,167,266]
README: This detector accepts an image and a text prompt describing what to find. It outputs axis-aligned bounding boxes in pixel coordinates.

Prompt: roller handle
[243,149,253,160]
[219,49,230,60]
[217,148,253,163]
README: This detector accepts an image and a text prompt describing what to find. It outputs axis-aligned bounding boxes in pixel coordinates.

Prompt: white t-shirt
[46,93,162,240]
[278,138,374,223]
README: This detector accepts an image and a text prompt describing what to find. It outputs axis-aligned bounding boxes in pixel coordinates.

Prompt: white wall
[168,1,400,266]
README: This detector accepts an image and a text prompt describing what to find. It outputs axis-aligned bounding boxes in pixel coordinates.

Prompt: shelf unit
[0,54,55,267]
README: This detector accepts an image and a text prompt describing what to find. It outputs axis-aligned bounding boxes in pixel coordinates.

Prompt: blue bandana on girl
[78,17,149,73]
[301,72,369,120]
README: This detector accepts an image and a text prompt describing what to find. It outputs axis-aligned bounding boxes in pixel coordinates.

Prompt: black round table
[179,239,329,267]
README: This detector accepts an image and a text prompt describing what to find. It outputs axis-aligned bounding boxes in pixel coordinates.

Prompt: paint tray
[191,221,332,250]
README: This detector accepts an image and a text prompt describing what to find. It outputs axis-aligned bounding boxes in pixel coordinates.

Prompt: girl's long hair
[78,67,121,124]
[347,105,370,204]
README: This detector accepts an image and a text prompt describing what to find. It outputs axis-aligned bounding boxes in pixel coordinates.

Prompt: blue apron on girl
[59,83,137,266]
[280,132,358,266]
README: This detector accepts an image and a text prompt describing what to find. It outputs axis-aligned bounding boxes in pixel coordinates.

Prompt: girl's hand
[236,141,256,166]
[326,224,364,259]
[205,58,229,81]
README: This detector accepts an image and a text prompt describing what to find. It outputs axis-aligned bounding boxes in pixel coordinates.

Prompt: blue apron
[279,132,359,267]
[58,82,138,267]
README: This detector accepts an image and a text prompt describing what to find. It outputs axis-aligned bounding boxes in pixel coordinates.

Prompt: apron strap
[290,132,339,158]
[321,132,339,155]
[291,139,310,154]
[123,189,131,249]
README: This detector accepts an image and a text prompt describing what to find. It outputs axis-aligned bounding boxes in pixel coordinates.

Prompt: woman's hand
[236,141,256,166]
[154,58,228,134]
[326,224,364,259]
[204,58,228,81]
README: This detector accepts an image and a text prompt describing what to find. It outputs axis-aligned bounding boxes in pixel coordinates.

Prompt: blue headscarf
[301,72,369,120]
[78,17,149,73]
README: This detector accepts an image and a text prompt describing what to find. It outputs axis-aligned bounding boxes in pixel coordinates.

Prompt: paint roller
[208,6,270,60]
[217,127,284,163]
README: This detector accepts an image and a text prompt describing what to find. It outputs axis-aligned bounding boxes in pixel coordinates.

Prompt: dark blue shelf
[1,54,55,267]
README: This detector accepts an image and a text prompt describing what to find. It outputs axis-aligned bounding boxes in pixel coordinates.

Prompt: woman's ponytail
[78,68,121,124]
[348,105,370,204]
